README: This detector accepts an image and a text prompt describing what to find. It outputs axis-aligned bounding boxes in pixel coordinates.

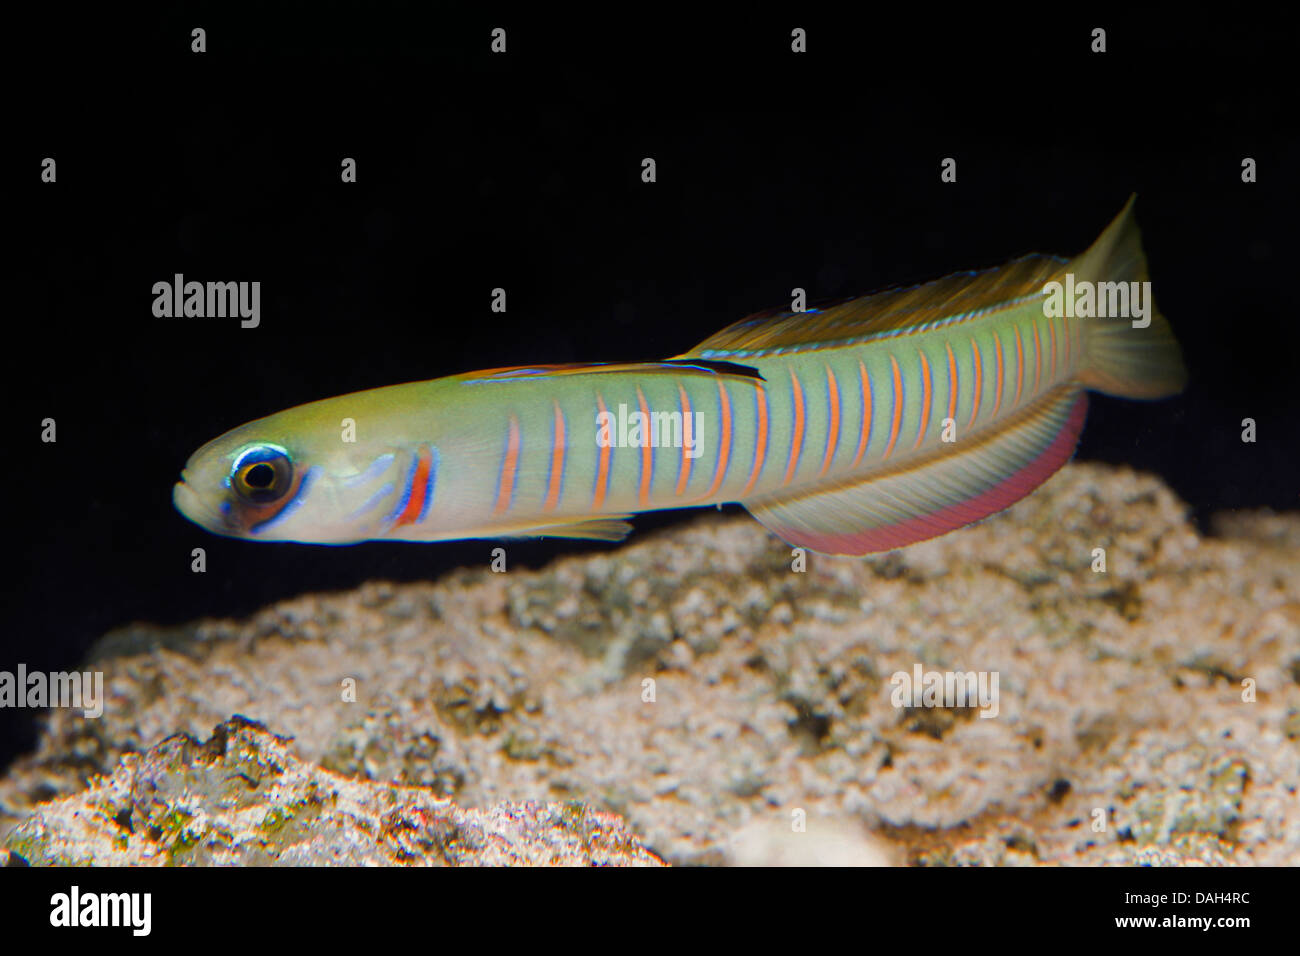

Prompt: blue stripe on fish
[341,453,395,487]
[417,447,439,523]
[349,482,394,522]
[386,453,421,526]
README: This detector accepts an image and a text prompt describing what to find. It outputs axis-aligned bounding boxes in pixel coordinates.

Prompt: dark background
[5,6,1296,771]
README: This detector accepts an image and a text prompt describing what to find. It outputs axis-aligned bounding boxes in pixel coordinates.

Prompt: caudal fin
[1072,195,1187,399]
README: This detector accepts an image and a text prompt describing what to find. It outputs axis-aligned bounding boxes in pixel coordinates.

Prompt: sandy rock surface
[2,462,1297,865]
[2,716,661,866]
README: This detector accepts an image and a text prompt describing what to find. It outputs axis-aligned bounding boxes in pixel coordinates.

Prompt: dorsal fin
[681,254,1068,359]
[459,358,763,384]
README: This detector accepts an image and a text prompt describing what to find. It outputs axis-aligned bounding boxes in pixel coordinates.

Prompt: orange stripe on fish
[1032,319,1042,393]
[636,386,653,507]
[820,363,840,477]
[992,329,1004,417]
[852,359,873,467]
[594,394,611,510]
[544,401,565,512]
[884,354,903,460]
[1014,326,1025,407]
[852,358,873,468]
[675,384,692,496]
[494,415,521,515]
[914,349,932,450]
[705,380,732,498]
[967,337,983,431]
[394,445,434,527]
[784,368,806,485]
[741,381,768,497]
[945,341,958,425]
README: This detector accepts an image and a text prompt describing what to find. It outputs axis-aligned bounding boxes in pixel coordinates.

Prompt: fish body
[174,196,1185,554]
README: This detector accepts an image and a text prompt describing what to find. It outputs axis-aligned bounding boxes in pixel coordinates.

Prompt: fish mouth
[173,472,227,532]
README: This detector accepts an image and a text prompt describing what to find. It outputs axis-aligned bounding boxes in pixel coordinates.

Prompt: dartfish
[174,196,1185,555]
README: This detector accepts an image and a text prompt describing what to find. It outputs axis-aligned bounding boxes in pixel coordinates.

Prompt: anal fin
[742,386,1088,555]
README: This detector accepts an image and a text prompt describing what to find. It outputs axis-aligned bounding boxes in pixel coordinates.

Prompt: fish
[173,196,1185,555]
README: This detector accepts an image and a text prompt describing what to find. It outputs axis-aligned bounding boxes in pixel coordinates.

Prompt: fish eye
[231,445,293,504]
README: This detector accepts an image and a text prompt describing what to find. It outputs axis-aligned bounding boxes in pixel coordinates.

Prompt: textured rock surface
[2,462,1298,865]
[2,716,663,866]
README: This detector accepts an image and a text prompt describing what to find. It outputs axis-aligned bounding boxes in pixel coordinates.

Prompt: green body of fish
[174,197,1185,555]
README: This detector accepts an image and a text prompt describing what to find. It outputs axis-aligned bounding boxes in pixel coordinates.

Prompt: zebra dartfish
[174,196,1185,555]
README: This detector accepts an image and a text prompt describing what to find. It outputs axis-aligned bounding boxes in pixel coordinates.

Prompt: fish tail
[1071,195,1187,399]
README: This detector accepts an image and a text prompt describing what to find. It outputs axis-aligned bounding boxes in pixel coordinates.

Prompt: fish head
[173,407,428,544]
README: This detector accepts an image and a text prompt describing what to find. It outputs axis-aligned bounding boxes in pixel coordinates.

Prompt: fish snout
[173,472,229,533]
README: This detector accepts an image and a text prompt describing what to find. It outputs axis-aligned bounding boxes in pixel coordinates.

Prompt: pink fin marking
[760,392,1088,555]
